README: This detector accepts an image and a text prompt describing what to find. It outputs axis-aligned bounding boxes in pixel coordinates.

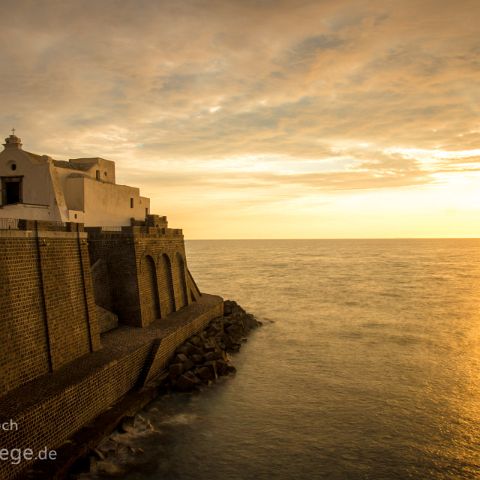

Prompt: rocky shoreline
[166,300,261,392]
[71,300,261,478]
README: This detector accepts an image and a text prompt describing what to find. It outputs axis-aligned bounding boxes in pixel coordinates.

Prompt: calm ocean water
[117,239,480,480]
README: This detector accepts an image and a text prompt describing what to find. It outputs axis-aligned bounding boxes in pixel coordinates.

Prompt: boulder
[226,324,243,340]
[206,325,222,337]
[174,353,189,363]
[215,359,229,376]
[189,335,203,347]
[95,460,125,477]
[188,344,204,356]
[225,340,241,353]
[196,366,215,383]
[204,360,218,380]
[92,448,106,461]
[174,371,201,392]
[97,438,117,456]
[204,351,221,362]
[203,339,217,352]
[119,416,135,433]
[168,363,184,379]
[176,344,194,356]
[191,354,204,364]
[223,302,233,316]
[174,354,194,371]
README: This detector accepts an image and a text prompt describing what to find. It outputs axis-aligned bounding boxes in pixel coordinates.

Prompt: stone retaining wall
[0,295,223,480]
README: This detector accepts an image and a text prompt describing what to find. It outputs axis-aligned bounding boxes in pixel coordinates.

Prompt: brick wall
[134,233,192,326]
[0,343,151,480]
[91,259,113,311]
[87,228,194,328]
[0,295,223,480]
[39,233,100,368]
[0,230,100,397]
[158,253,176,316]
[87,230,141,326]
[0,235,50,396]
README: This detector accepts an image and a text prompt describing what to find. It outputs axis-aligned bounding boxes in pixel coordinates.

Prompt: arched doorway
[158,253,176,316]
[143,255,160,324]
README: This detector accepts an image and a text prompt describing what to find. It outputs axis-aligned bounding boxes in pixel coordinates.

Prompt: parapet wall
[0,226,100,397]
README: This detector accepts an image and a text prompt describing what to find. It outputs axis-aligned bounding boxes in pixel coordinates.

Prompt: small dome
[3,130,22,149]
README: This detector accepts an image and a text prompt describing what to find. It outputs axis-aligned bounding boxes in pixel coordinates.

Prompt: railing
[98,226,124,232]
[87,226,183,236]
[0,218,19,230]
[0,218,183,235]
[0,218,81,232]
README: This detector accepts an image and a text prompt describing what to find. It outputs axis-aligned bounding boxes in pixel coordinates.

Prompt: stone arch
[158,253,176,317]
[175,252,189,309]
[140,255,160,325]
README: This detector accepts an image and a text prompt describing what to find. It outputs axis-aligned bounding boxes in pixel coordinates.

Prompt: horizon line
[185,237,480,241]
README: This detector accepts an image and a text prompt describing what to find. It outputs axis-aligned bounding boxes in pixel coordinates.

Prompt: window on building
[1,177,23,205]
[96,170,101,180]
[130,198,134,208]
[145,207,149,216]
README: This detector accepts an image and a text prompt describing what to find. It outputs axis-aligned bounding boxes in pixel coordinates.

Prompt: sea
[92,239,480,480]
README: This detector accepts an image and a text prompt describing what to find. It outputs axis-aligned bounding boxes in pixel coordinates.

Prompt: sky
[0,0,479,238]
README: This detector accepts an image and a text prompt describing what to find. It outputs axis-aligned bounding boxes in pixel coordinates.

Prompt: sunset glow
[1,0,479,238]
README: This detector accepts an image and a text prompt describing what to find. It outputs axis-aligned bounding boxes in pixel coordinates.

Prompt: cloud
[0,0,479,201]
[282,34,345,67]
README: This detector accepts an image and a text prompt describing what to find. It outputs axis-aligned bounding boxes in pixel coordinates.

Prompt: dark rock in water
[164,300,260,392]
[92,448,106,461]
[174,371,201,392]
[216,359,229,376]
[224,336,241,353]
[203,339,217,352]
[228,343,241,353]
[223,302,233,316]
[94,460,125,476]
[206,324,222,337]
[226,324,243,340]
[196,366,215,382]
[204,360,218,380]
[174,353,189,364]
[191,354,204,364]
[119,416,135,433]
[176,344,194,356]
[174,354,194,371]
[189,335,203,347]
[97,438,117,456]
[245,313,260,330]
[204,350,221,362]
[168,363,184,379]
[188,344,204,356]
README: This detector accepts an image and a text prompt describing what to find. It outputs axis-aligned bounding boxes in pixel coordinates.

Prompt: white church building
[0,132,150,226]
